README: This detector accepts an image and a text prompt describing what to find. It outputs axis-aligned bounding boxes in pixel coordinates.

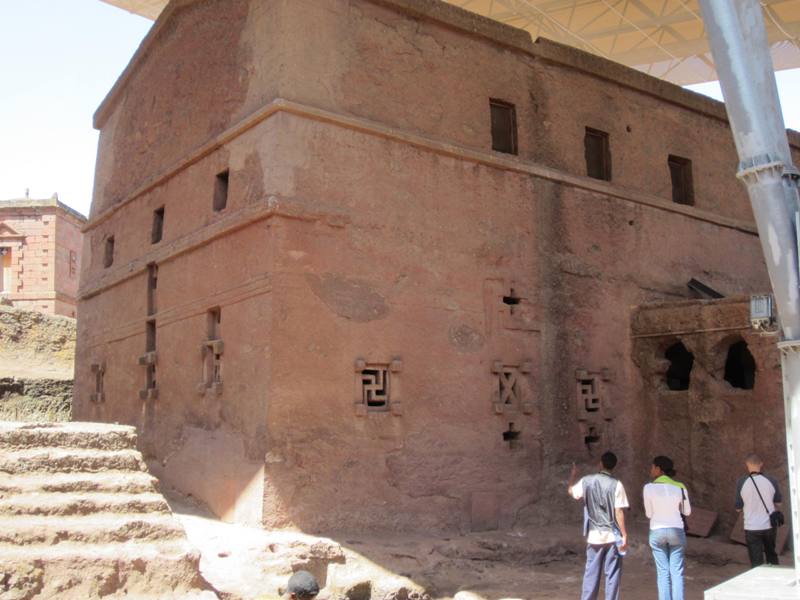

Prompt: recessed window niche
[665,341,694,391]
[724,340,756,390]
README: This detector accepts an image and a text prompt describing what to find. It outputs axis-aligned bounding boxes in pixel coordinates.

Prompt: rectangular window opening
[204,307,223,388]
[668,155,694,206]
[146,364,157,390]
[213,170,229,212]
[147,264,158,316]
[151,207,165,244]
[584,128,611,181]
[146,320,157,353]
[489,99,518,155]
[103,236,115,268]
[207,307,221,339]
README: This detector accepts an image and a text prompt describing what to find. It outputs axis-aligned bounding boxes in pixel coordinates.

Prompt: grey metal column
[699,0,800,577]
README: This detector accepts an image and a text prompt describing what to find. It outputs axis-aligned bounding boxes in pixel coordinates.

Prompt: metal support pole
[699,0,800,581]
[781,342,800,576]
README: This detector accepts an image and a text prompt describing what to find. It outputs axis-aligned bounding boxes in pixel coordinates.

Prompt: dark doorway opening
[724,340,756,390]
[665,341,694,390]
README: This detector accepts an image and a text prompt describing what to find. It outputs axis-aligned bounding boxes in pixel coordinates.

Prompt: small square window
[361,367,390,410]
[668,155,694,206]
[584,128,611,181]
[213,170,229,212]
[151,207,164,244]
[489,99,518,155]
[103,236,115,268]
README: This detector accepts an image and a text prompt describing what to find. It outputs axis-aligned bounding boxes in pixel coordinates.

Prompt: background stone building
[0,196,86,317]
[74,0,795,533]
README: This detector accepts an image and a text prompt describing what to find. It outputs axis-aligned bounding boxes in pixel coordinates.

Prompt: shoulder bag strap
[680,487,687,515]
[748,474,771,516]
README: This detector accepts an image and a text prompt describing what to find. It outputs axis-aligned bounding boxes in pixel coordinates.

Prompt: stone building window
[668,155,694,206]
[491,361,533,415]
[138,320,158,400]
[0,247,10,292]
[362,367,389,408]
[69,250,77,278]
[577,374,603,413]
[90,362,105,403]
[214,169,229,212]
[103,236,115,268]
[489,99,518,155]
[575,368,613,450]
[502,422,521,449]
[665,341,694,390]
[199,307,223,395]
[151,207,165,244]
[724,340,756,390]
[354,358,403,416]
[584,128,611,181]
[147,264,158,316]
[502,288,521,315]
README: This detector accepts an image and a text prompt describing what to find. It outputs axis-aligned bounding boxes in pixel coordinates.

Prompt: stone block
[685,506,717,537]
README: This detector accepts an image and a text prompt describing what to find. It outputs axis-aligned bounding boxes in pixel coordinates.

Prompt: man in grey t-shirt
[568,451,629,600]
[735,454,782,567]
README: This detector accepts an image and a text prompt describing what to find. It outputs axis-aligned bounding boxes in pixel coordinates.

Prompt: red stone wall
[76,0,786,531]
[0,203,84,317]
[631,299,786,530]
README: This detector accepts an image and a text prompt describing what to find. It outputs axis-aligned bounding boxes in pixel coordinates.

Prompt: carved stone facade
[73,0,793,531]
[0,197,85,317]
[631,298,785,529]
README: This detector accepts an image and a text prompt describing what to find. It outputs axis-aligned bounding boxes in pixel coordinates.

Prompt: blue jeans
[649,527,686,600]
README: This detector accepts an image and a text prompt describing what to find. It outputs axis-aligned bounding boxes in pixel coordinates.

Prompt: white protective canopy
[102,0,800,84]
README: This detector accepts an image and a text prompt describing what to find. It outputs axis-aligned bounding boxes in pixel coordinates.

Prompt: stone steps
[0,470,160,496]
[0,513,186,545]
[0,542,210,600]
[0,421,217,599]
[0,447,146,474]
[0,421,137,451]
[0,491,170,516]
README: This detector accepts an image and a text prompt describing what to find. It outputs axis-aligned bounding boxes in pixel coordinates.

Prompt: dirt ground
[0,304,74,421]
[167,491,756,600]
[0,304,75,380]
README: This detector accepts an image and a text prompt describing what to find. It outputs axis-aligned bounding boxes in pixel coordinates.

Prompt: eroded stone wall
[631,298,785,530]
[75,0,781,532]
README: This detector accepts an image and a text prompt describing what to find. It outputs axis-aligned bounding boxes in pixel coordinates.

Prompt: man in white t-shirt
[735,454,782,567]
[568,451,629,600]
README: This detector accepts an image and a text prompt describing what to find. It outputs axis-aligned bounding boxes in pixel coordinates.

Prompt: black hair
[600,451,618,470]
[653,455,676,477]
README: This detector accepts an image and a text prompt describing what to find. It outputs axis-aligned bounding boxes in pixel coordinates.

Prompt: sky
[1,1,800,218]
[0,1,151,216]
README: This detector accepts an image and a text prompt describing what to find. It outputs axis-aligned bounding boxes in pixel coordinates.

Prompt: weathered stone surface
[0,422,217,599]
[74,0,785,535]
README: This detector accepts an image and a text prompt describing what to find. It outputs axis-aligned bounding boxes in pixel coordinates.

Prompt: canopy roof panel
[102,0,800,84]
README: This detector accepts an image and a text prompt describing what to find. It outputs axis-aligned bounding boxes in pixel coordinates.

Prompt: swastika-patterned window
[578,377,601,412]
[361,367,390,410]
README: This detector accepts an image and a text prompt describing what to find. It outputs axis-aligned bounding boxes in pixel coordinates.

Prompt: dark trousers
[745,528,779,567]
[581,542,623,600]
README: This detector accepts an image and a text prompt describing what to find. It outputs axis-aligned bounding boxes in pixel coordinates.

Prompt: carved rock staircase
[0,421,217,599]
